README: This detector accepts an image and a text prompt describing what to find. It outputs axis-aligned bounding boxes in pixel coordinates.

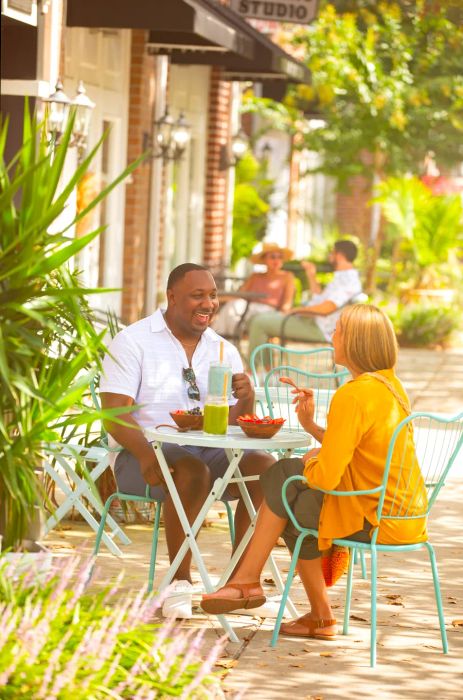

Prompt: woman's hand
[292,387,316,431]
[279,377,325,441]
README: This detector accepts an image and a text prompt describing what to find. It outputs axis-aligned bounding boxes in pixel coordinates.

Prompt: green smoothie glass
[203,395,229,435]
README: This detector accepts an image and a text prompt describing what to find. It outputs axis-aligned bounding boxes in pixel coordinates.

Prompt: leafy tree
[244,1,463,290]
[231,152,273,266]
[286,1,463,180]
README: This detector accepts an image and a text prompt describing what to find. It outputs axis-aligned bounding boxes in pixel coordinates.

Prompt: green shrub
[231,152,274,266]
[392,305,460,347]
[0,556,225,699]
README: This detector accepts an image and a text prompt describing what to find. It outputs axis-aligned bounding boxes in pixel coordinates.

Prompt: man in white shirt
[100,263,274,617]
[247,240,362,356]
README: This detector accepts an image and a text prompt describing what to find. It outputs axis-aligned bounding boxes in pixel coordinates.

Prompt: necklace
[179,338,199,348]
[164,313,200,348]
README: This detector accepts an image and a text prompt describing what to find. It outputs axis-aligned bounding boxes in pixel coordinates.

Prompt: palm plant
[0,103,142,549]
[373,176,463,293]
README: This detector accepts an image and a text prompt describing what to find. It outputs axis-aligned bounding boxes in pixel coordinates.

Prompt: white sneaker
[162,580,194,619]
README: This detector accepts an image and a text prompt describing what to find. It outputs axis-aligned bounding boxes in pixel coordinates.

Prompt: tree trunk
[365,153,386,294]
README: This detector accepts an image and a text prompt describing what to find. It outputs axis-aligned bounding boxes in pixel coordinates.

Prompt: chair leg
[148,501,163,593]
[271,532,306,647]
[370,547,378,667]
[360,550,367,579]
[343,547,355,635]
[93,493,119,557]
[87,493,120,588]
[425,542,449,654]
[223,500,235,546]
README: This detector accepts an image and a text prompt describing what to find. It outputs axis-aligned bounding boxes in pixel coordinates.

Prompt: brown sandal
[280,614,337,640]
[201,582,266,614]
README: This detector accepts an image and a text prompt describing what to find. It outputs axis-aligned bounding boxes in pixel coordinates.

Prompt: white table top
[145,424,310,450]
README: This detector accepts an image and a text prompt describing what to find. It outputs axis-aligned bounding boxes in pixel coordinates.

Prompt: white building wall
[64,27,131,316]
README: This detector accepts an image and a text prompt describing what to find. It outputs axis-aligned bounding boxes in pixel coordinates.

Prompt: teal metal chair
[271,411,463,666]
[91,381,236,592]
[263,364,367,579]
[250,344,347,389]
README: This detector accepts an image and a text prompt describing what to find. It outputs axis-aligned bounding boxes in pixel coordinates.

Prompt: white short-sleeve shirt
[306,269,362,341]
[100,309,243,435]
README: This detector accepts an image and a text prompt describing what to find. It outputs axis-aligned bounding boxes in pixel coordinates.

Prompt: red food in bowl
[237,414,285,438]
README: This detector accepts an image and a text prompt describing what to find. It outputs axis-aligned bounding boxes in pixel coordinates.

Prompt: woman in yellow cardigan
[201,304,427,640]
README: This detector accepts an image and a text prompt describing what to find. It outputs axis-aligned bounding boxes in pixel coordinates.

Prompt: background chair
[42,441,129,557]
[271,411,463,666]
[250,344,347,389]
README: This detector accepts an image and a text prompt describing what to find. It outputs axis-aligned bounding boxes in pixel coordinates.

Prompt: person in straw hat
[212,242,296,338]
[247,239,362,358]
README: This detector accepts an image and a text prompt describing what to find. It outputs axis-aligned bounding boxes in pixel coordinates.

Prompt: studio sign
[231,0,319,25]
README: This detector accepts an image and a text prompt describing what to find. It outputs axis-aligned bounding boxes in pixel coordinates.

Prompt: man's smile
[194,311,213,324]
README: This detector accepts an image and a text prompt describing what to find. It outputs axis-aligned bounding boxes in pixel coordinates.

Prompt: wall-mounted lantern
[219,128,249,170]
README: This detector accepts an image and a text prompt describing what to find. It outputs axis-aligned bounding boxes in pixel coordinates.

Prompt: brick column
[203,67,232,270]
[121,30,155,324]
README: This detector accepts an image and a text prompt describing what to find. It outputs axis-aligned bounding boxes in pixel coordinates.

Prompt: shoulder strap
[365,372,411,418]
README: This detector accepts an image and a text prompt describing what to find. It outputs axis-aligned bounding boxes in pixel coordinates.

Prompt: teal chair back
[250,344,345,388]
[271,411,463,665]
[263,365,349,436]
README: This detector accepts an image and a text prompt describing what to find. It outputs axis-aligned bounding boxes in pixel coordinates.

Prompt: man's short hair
[167,263,209,290]
[334,240,358,262]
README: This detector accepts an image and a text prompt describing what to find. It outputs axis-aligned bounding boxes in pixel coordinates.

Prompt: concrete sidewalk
[43,345,463,699]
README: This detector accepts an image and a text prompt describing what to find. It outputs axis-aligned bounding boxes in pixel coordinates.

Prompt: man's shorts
[114,444,253,501]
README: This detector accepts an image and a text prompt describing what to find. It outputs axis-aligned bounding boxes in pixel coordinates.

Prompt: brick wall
[121,30,155,324]
[203,67,232,270]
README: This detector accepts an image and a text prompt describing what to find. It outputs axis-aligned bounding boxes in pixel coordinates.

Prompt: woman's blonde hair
[339,304,398,373]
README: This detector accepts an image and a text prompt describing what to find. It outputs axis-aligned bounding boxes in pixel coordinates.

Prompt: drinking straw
[223,371,228,400]
[219,340,224,364]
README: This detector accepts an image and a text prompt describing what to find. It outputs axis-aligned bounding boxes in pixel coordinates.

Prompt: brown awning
[66,0,254,59]
[67,0,309,86]
[148,0,309,84]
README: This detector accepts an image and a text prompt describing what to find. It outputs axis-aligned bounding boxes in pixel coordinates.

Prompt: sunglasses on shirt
[183,367,200,401]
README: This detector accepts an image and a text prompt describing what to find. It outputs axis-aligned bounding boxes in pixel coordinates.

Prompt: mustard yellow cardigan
[303,369,428,550]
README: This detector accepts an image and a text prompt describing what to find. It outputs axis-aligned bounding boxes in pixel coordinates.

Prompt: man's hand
[231,372,254,402]
[139,452,169,488]
[287,306,307,316]
[301,261,317,277]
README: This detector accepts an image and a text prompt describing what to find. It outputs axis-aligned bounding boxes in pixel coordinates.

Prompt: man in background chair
[247,240,362,357]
